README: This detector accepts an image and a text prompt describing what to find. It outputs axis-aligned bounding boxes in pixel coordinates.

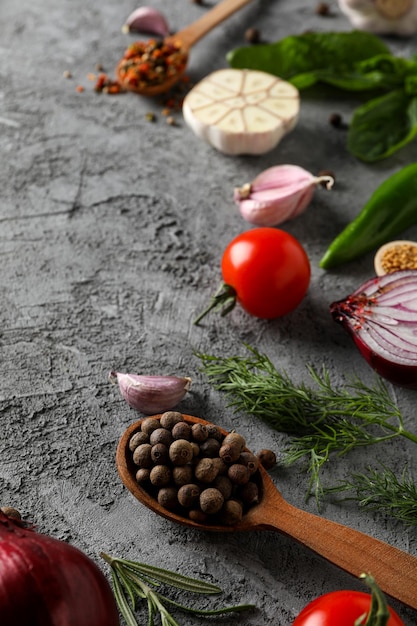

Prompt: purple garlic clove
[122,6,170,37]
[109,372,191,414]
[234,164,334,227]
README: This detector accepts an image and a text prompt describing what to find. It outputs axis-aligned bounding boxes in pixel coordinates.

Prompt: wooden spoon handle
[174,0,254,49]
[258,501,417,609]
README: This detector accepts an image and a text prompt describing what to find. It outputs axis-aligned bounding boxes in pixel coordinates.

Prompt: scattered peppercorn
[315,2,330,16]
[145,112,157,122]
[329,112,344,128]
[245,27,261,44]
[257,449,277,470]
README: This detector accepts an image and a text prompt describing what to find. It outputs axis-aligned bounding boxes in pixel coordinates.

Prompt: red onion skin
[0,512,120,626]
[330,272,417,389]
[348,331,417,389]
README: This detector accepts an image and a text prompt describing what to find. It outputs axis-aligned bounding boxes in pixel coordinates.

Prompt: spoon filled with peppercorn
[117,412,417,611]
[116,0,254,96]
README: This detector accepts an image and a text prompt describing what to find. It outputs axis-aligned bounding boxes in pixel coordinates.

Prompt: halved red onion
[330,270,417,388]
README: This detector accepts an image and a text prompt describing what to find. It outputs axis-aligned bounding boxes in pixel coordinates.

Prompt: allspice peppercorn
[200,488,224,514]
[141,417,161,435]
[194,457,219,483]
[135,468,150,484]
[228,463,251,485]
[151,443,169,464]
[178,483,201,508]
[169,439,194,465]
[199,438,221,457]
[257,449,277,470]
[160,411,184,429]
[150,465,172,487]
[172,421,192,440]
[239,451,259,474]
[173,464,194,486]
[157,486,178,510]
[240,481,259,506]
[191,422,208,442]
[129,431,149,451]
[219,432,245,464]
[150,427,173,447]
[133,443,153,468]
[220,499,243,525]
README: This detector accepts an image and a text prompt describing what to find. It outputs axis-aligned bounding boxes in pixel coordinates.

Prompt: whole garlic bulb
[338,0,417,35]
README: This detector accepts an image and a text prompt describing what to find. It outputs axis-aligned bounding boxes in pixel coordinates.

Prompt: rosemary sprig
[196,346,417,506]
[326,464,417,527]
[100,552,256,626]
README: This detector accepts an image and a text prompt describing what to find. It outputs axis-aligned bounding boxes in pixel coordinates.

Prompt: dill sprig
[326,464,417,527]
[196,346,417,507]
[100,552,256,626]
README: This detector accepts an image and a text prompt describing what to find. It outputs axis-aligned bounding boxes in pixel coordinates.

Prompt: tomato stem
[358,573,391,626]
[193,283,237,325]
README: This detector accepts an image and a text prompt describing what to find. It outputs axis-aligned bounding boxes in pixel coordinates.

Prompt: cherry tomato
[221,227,310,319]
[292,590,404,626]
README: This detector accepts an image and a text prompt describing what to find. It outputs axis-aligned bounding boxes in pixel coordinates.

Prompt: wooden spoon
[117,414,417,610]
[116,0,254,96]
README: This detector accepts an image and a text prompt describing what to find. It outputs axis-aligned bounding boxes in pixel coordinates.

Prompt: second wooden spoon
[116,0,254,96]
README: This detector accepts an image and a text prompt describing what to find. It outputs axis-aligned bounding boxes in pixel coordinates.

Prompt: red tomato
[292,590,404,626]
[221,227,310,319]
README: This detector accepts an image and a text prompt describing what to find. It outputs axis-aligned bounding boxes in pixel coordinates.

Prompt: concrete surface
[0,0,416,624]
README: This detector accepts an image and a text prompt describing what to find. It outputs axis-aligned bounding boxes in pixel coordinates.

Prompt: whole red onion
[0,511,120,626]
[330,270,417,388]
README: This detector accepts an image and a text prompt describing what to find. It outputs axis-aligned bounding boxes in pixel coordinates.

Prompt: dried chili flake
[94,73,123,94]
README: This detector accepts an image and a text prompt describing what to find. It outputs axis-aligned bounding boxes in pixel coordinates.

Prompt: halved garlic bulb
[182,69,300,155]
[338,0,417,36]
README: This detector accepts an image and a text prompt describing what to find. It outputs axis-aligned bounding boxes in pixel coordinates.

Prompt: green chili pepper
[320,163,417,269]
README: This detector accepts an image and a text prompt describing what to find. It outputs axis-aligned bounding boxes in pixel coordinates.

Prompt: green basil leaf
[406,75,417,96]
[227,31,390,85]
[348,90,417,162]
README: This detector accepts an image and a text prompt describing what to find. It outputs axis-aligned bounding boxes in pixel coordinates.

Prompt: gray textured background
[1,0,416,624]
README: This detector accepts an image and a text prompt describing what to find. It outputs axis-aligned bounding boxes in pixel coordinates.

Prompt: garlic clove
[109,372,191,415]
[374,240,417,276]
[182,69,300,155]
[338,0,417,36]
[122,6,170,37]
[234,164,334,226]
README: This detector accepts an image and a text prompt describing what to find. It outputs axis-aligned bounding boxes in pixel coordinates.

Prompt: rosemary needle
[100,553,256,626]
[196,345,417,506]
